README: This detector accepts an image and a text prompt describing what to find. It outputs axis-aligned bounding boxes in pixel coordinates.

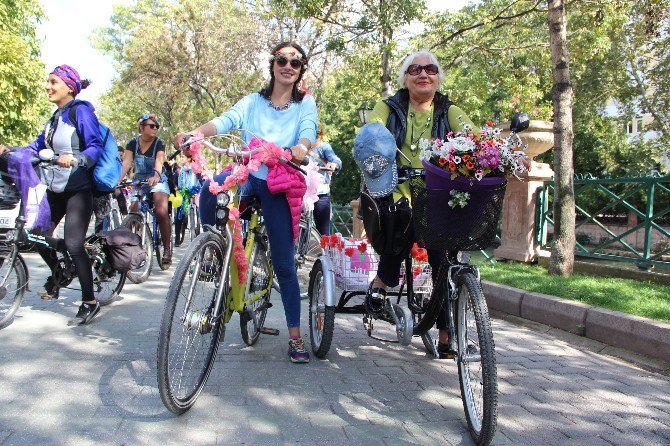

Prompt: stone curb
[482,280,670,363]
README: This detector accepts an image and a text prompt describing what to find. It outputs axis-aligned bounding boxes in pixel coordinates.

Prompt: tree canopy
[0,0,50,145]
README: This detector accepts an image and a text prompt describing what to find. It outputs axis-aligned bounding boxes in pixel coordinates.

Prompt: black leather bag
[359,189,412,256]
[98,228,147,272]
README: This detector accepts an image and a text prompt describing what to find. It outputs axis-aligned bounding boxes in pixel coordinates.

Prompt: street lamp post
[358,105,372,125]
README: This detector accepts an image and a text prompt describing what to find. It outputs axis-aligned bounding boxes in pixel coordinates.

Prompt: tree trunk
[547,0,575,276]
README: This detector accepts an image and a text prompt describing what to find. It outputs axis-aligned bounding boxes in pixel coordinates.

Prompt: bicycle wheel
[308,259,335,358]
[122,214,153,284]
[157,231,228,414]
[0,253,28,329]
[240,238,272,346]
[93,261,126,306]
[456,271,497,445]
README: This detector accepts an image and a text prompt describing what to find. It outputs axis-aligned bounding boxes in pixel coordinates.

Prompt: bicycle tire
[308,259,335,358]
[456,271,498,445]
[122,214,153,284]
[92,237,127,306]
[240,239,272,346]
[157,231,228,414]
[0,253,28,329]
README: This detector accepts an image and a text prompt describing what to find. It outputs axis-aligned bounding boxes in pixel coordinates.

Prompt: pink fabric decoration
[266,160,306,240]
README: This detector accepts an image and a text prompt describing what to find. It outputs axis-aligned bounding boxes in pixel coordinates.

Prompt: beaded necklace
[409,105,433,154]
[268,98,294,111]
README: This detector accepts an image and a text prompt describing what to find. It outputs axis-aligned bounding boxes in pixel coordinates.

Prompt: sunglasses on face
[143,123,159,130]
[406,64,439,76]
[274,56,303,69]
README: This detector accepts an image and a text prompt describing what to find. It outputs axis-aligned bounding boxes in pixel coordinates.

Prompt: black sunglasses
[143,123,159,130]
[275,56,303,69]
[406,64,439,76]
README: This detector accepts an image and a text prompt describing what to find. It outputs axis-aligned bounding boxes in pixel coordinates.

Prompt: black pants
[313,194,331,235]
[376,225,448,330]
[38,189,94,301]
[174,206,186,245]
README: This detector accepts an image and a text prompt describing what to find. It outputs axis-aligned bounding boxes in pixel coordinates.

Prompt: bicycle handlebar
[180,135,308,175]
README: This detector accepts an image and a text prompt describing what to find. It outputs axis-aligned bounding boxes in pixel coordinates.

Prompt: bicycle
[156,134,307,414]
[309,114,530,445]
[121,177,171,283]
[0,151,125,329]
[175,186,201,243]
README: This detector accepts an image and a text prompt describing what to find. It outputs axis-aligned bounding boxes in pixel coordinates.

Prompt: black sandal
[365,283,386,315]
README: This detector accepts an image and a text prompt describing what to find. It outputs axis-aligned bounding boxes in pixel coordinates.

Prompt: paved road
[1,246,669,446]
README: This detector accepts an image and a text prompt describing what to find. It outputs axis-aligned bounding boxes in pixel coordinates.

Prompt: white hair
[396,50,445,88]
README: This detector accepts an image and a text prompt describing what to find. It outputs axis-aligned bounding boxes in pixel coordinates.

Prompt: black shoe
[40,276,60,300]
[161,247,172,267]
[365,284,386,316]
[68,302,100,326]
[175,241,182,247]
[437,341,457,359]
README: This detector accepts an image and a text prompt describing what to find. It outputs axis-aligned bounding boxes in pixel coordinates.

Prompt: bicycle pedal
[260,327,280,336]
[258,302,273,310]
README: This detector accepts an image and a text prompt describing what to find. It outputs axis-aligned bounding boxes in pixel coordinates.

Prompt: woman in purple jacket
[0,65,104,325]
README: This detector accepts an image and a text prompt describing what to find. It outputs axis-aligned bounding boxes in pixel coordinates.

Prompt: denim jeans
[200,173,302,328]
[313,194,332,235]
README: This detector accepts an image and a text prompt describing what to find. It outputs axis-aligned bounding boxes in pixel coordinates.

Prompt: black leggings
[38,189,94,301]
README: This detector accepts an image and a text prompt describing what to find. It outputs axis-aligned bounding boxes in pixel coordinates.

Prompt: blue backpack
[68,103,122,192]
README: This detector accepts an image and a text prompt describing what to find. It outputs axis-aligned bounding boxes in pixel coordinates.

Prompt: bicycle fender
[16,253,29,292]
[316,255,337,307]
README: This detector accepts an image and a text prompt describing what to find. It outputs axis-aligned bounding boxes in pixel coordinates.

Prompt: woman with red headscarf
[0,64,105,325]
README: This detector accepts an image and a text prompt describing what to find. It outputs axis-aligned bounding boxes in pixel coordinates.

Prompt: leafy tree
[0,0,50,145]
[94,0,268,142]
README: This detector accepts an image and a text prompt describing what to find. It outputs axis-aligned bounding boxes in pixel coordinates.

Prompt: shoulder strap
[68,102,86,150]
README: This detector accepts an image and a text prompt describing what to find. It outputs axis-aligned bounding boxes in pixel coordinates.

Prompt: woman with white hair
[362,49,477,358]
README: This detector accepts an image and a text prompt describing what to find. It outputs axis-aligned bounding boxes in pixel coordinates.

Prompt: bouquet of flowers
[418,119,528,182]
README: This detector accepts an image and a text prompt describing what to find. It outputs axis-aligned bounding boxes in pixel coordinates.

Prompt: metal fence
[536,173,670,269]
[331,203,354,237]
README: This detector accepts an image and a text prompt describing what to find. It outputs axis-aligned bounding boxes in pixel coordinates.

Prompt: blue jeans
[200,173,301,328]
[313,194,332,235]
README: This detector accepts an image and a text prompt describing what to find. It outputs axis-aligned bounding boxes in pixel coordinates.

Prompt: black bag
[359,189,412,256]
[98,228,147,272]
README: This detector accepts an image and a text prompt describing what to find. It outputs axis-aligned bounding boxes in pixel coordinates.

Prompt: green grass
[474,259,670,323]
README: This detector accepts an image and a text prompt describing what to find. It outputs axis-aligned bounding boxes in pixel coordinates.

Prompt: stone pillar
[493,120,555,262]
[350,199,364,237]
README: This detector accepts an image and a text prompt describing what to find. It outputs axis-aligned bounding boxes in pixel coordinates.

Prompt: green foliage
[476,259,670,323]
[317,48,381,204]
[94,0,267,146]
[0,0,50,145]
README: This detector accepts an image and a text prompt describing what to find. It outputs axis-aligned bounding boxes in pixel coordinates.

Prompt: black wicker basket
[409,171,507,252]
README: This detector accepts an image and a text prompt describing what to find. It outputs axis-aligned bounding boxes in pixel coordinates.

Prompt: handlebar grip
[300,156,309,166]
[285,159,307,175]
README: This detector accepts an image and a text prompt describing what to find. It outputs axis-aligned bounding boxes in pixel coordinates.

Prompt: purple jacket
[21,99,103,193]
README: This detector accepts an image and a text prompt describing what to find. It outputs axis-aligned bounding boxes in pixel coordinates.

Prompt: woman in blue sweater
[0,65,104,325]
[174,41,317,363]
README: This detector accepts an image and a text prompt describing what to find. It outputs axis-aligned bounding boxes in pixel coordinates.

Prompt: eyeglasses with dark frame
[274,56,303,70]
[143,123,159,130]
[406,64,439,76]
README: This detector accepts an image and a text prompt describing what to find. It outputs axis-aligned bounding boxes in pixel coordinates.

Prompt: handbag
[359,189,412,256]
[98,227,147,272]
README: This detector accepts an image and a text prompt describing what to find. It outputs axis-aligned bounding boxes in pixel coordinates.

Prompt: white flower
[448,136,476,153]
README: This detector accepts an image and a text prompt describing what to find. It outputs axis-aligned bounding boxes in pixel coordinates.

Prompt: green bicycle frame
[220,186,274,323]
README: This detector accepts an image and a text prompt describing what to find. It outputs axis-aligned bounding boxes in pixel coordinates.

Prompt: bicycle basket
[0,176,20,210]
[409,174,507,252]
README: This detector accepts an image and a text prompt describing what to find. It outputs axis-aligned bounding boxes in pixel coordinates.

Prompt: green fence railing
[536,173,670,269]
[331,203,353,237]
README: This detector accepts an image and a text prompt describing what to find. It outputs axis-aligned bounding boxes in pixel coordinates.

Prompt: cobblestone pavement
[0,247,669,446]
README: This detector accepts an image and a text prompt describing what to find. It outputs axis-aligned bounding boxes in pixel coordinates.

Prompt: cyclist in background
[120,113,173,267]
[174,150,199,247]
[174,41,317,363]
[308,123,341,235]
[0,65,104,325]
